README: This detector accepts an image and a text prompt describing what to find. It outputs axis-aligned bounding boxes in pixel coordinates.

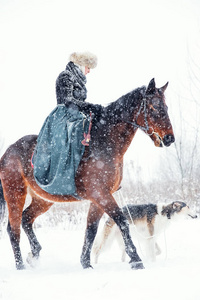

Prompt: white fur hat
[69,51,97,69]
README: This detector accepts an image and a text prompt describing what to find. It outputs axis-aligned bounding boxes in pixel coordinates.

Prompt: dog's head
[161,201,197,220]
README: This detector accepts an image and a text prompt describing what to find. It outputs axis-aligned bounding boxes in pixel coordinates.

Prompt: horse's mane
[88,85,146,141]
[102,86,146,125]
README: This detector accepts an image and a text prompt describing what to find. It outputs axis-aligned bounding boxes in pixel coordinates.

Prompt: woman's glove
[66,99,103,121]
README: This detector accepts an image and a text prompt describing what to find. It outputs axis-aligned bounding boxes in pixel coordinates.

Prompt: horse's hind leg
[1,176,27,270]
[22,193,53,263]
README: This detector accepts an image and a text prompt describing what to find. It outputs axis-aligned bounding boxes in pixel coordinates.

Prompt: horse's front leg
[93,193,144,270]
[80,202,104,269]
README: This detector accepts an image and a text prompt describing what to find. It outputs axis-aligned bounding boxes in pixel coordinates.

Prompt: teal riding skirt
[32,104,89,195]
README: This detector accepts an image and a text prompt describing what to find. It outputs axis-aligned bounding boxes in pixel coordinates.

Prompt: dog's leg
[93,217,115,263]
[147,222,156,262]
[155,242,162,255]
[121,247,126,262]
[114,227,127,262]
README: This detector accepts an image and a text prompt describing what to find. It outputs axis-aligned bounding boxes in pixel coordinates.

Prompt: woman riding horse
[0,77,175,270]
[33,51,102,196]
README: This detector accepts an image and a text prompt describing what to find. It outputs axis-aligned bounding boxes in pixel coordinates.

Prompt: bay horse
[0,78,175,270]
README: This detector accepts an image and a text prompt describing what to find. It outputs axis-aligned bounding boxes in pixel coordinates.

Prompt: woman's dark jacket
[56,61,102,116]
[56,61,87,104]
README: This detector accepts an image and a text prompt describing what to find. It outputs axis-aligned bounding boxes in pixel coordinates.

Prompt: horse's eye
[153,104,159,110]
[151,98,160,110]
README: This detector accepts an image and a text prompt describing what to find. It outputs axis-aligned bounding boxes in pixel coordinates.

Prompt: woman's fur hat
[69,51,97,69]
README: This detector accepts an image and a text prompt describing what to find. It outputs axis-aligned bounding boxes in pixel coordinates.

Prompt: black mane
[101,86,146,125]
[89,86,146,142]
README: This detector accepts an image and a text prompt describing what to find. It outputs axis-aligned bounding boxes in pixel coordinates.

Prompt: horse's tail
[0,179,6,225]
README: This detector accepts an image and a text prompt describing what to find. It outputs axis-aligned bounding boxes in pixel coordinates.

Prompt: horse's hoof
[82,262,93,269]
[130,261,145,270]
[83,264,93,269]
[16,263,25,270]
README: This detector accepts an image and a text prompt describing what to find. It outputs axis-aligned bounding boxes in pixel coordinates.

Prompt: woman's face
[85,66,90,75]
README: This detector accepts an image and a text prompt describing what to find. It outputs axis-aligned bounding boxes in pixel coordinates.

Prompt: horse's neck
[108,122,138,157]
[92,121,137,159]
[92,89,142,158]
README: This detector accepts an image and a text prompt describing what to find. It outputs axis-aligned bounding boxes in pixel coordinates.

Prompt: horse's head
[136,78,175,147]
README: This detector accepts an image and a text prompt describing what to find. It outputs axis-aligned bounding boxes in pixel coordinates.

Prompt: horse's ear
[159,82,169,93]
[146,78,156,95]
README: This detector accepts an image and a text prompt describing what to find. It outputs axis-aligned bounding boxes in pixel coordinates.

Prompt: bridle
[126,96,149,132]
[126,95,160,138]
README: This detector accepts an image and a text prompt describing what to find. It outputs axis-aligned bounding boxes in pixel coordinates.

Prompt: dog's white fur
[93,201,197,263]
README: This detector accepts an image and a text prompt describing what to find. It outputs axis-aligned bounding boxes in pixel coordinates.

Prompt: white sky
[0,0,199,174]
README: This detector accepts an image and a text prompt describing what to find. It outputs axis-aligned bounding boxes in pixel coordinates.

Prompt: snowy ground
[0,218,200,300]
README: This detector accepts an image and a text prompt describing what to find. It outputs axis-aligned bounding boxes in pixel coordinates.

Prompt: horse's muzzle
[163,134,175,147]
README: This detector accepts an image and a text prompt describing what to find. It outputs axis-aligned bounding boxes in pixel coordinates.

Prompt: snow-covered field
[0,217,200,300]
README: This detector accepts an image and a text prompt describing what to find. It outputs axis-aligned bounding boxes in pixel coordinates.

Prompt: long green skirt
[32,104,89,195]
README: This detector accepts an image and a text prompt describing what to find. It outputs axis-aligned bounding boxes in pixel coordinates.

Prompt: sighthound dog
[93,201,197,263]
